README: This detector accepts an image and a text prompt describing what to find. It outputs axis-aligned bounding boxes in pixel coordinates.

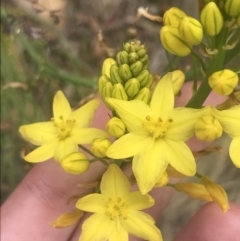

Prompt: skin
[1,84,240,241]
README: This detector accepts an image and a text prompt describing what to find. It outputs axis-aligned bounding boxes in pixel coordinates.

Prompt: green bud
[170,70,185,95]
[129,40,141,52]
[106,117,126,138]
[237,14,240,27]
[208,69,238,95]
[133,87,151,104]
[119,64,132,82]
[116,51,129,65]
[137,48,147,58]
[136,70,150,87]
[139,54,149,65]
[178,17,203,45]
[124,78,140,97]
[160,26,192,56]
[163,7,187,26]
[98,74,110,94]
[145,74,153,88]
[123,42,131,52]
[102,58,116,77]
[128,52,139,64]
[110,65,123,84]
[91,138,111,157]
[61,152,90,174]
[225,0,240,17]
[101,82,113,109]
[130,61,143,76]
[200,2,223,36]
[112,83,129,100]
[142,62,150,71]
[195,115,223,142]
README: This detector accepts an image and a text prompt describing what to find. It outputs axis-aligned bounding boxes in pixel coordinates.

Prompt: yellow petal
[123,210,163,241]
[132,141,168,194]
[212,106,240,138]
[106,133,152,159]
[53,91,72,120]
[76,194,107,212]
[52,209,84,228]
[19,122,57,145]
[125,192,154,210]
[229,137,240,167]
[72,128,108,145]
[80,213,114,241]
[150,73,174,118]
[106,98,150,133]
[24,142,57,163]
[100,164,131,198]
[166,107,205,141]
[53,138,78,162]
[163,139,196,176]
[69,99,99,128]
[109,224,128,241]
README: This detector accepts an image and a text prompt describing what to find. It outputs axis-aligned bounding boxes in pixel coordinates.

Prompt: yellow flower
[19,91,108,163]
[212,106,240,167]
[76,164,162,241]
[106,72,205,194]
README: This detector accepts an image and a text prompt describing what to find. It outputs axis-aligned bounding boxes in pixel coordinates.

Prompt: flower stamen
[105,197,127,220]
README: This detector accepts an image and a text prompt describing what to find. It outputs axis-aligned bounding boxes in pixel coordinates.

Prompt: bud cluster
[99,40,153,109]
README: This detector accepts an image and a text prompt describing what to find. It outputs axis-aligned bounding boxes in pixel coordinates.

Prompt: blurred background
[1,0,239,240]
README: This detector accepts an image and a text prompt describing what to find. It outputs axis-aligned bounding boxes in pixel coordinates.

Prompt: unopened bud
[136,70,150,87]
[200,2,223,36]
[224,0,240,17]
[208,69,238,95]
[145,74,153,88]
[178,17,203,45]
[201,176,230,213]
[106,117,126,138]
[124,78,140,98]
[133,87,151,103]
[110,65,123,84]
[163,7,187,26]
[116,51,129,65]
[61,152,90,174]
[112,83,128,100]
[130,61,143,76]
[139,54,149,65]
[119,64,132,82]
[128,52,139,64]
[98,75,110,94]
[195,115,223,142]
[101,82,113,110]
[154,171,169,187]
[123,42,131,52]
[91,138,111,157]
[160,26,192,56]
[170,70,185,95]
[137,48,147,58]
[102,58,116,77]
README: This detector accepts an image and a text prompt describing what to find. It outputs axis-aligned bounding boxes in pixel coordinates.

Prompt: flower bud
[160,26,192,56]
[110,65,123,84]
[195,115,223,142]
[91,138,111,157]
[130,61,143,76]
[61,152,90,174]
[163,7,187,26]
[128,52,139,64]
[200,2,223,36]
[133,87,151,103]
[137,48,147,58]
[201,176,230,212]
[116,51,129,65]
[102,58,116,77]
[175,183,213,201]
[106,117,126,138]
[119,64,132,82]
[101,82,113,110]
[123,42,131,52]
[208,69,238,95]
[178,17,203,45]
[98,75,110,94]
[154,171,169,187]
[145,74,153,88]
[224,0,240,17]
[124,78,140,97]
[112,83,128,100]
[170,70,185,95]
[136,70,150,87]
[139,54,149,65]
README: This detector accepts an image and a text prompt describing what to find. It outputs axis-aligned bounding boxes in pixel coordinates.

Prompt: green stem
[191,51,206,73]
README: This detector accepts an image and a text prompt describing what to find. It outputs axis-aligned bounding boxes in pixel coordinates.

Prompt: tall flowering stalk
[19,1,240,241]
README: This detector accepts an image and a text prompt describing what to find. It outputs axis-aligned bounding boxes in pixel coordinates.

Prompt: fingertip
[174,202,240,241]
